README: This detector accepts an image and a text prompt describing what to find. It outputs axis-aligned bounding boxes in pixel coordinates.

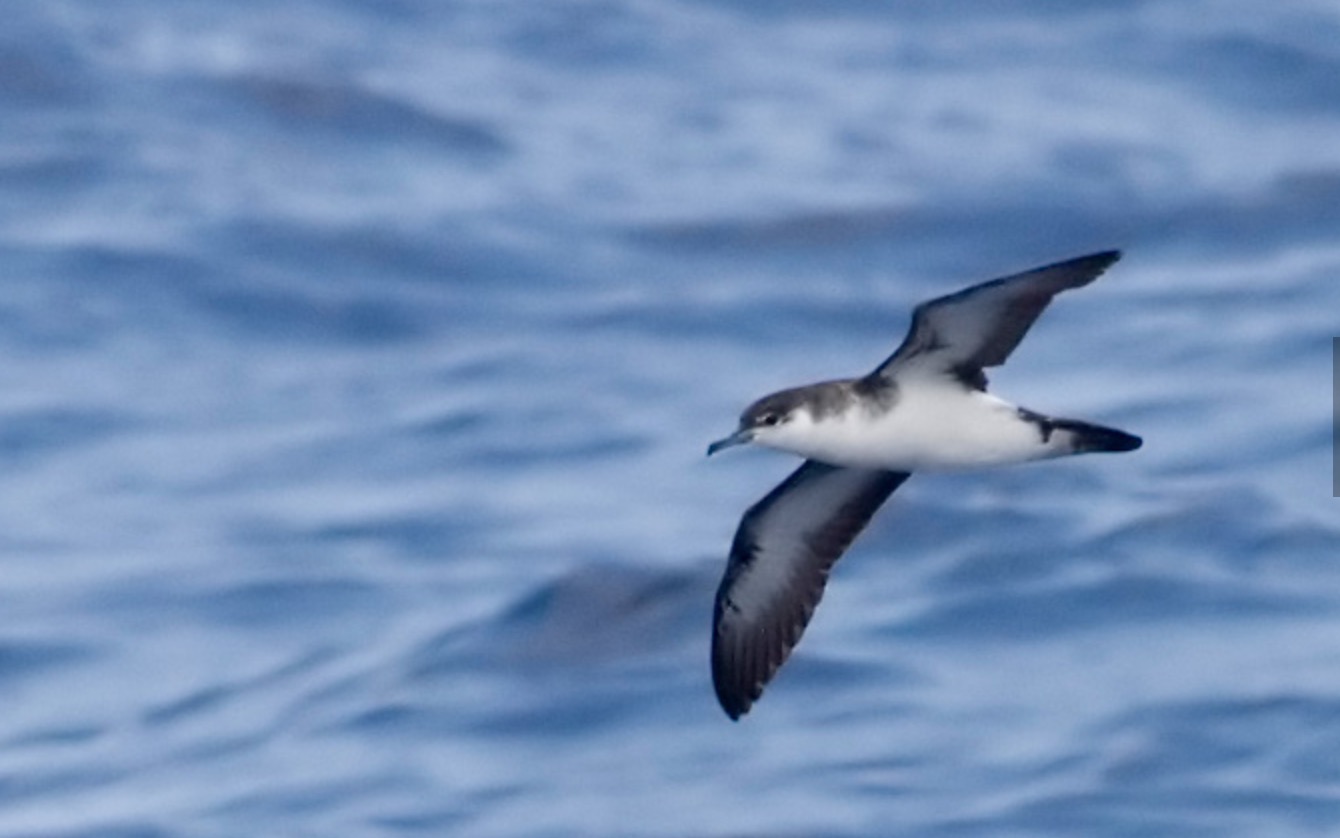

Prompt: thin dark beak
[707,428,754,456]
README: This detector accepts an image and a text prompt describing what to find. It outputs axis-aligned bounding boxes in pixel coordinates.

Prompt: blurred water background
[2,1,1339,835]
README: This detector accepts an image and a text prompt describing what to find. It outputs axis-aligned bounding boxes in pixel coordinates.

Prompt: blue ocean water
[2,1,1339,835]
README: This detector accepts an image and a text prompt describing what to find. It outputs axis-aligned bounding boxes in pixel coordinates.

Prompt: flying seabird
[706,250,1141,720]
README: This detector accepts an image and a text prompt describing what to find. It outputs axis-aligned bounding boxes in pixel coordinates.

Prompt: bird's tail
[1052,418,1142,454]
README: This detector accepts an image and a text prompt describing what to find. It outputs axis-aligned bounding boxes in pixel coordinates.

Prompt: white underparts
[761,385,1069,472]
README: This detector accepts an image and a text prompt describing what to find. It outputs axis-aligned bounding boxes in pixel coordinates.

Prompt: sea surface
[2,1,1339,836]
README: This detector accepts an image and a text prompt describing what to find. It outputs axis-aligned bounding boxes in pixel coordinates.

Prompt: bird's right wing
[712,461,910,719]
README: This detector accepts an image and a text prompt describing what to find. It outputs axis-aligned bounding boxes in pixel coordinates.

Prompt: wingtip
[712,632,763,720]
[712,656,756,720]
[713,682,750,721]
[1042,249,1121,289]
[1087,249,1123,273]
[1072,249,1121,272]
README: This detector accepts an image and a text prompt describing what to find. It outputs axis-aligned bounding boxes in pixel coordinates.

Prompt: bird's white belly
[784,390,1051,471]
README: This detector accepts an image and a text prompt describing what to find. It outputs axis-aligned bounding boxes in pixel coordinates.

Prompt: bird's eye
[758,413,781,427]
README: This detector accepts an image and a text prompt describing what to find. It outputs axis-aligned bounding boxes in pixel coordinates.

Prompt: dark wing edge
[711,461,911,720]
[869,250,1121,385]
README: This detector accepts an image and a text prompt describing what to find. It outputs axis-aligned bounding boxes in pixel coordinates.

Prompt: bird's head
[707,388,815,456]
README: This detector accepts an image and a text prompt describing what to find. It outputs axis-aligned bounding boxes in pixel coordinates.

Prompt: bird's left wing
[870,250,1120,388]
[712,461,910,719]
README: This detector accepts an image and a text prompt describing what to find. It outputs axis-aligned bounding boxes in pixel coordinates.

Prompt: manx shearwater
[707,250,1141,720]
